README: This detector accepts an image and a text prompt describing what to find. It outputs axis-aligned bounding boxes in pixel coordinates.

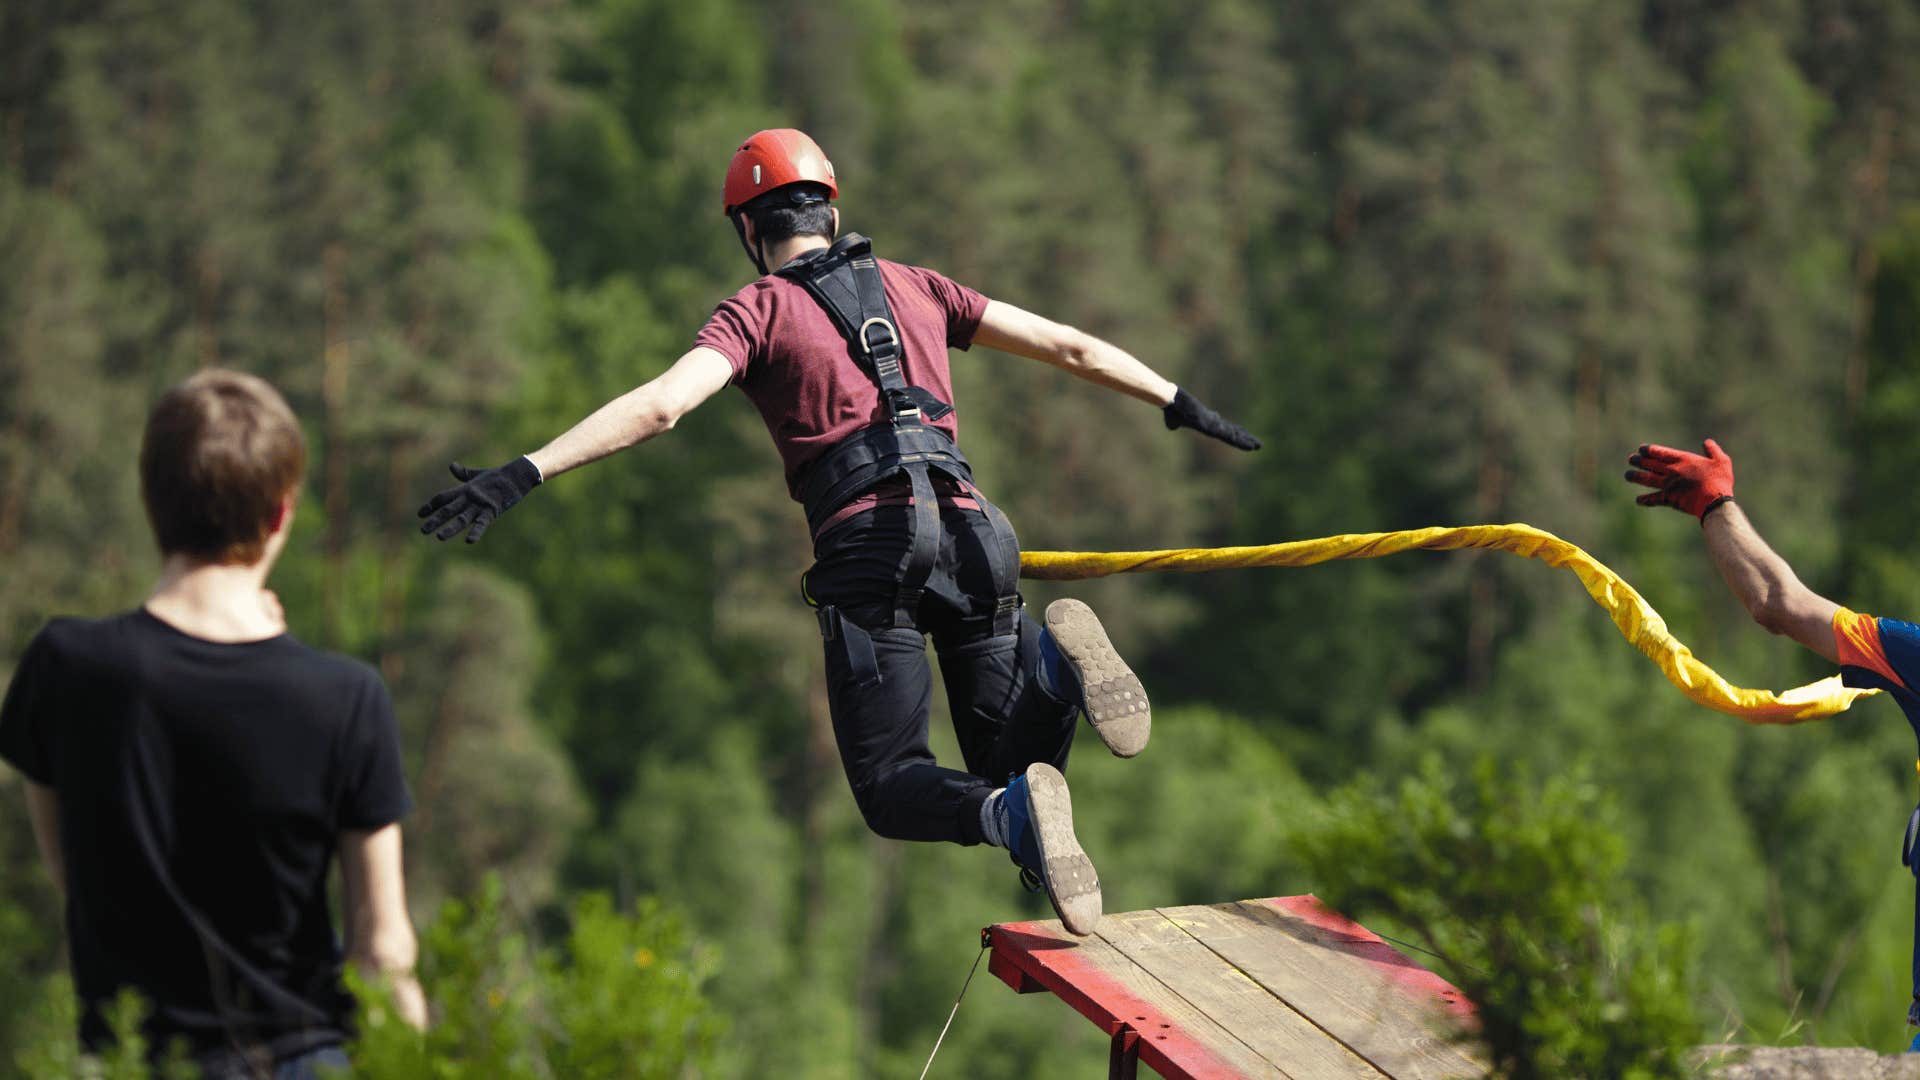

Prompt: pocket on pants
[817,604,882,690]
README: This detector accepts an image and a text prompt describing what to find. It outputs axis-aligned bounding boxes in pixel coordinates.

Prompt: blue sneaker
[1909,1030,1920,1054]
[1042,599,1150,758]
[1004,763,1102,935]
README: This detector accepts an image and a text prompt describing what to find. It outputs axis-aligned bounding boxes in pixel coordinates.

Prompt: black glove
[1163,387,1261,451]
[417,457,542,544]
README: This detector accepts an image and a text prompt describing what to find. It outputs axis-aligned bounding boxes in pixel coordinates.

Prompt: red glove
[1625,439,1735,521]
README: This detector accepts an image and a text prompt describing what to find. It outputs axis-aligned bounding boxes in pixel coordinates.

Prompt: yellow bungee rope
[1019,522,1876,724]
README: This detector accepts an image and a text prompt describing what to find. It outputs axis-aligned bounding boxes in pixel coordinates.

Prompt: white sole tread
[1044,598,1151,758]
[1024,762,1102,935]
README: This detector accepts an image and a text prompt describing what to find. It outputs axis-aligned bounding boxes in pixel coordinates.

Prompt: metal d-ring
[858,317,899,356]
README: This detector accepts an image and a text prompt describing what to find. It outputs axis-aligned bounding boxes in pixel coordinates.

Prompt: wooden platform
[985,896,1487,1079]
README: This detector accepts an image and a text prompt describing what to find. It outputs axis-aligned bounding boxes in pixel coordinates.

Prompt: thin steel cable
[918,944,989,1080]
[1374,931,1489,981]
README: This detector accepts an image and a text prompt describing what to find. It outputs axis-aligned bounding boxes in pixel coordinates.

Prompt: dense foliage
[1294,760,1703,1079]
[4,0,1920,1073]
[346,882,720,1079]
[1,882,718,1079]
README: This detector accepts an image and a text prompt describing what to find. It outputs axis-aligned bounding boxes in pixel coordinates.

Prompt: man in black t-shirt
[0,370,425,1077]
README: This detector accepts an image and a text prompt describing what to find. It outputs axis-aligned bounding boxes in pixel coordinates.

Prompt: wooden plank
[1262,897,1476,1021]
[1095,910,1388,1080]
[990,919,1292,1080]
[1159,901,1485,1079]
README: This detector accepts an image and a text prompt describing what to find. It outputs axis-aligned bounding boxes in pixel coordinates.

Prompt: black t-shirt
[0,609,411,1059]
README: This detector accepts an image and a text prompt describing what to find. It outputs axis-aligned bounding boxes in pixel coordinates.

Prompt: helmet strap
[732,212,769,276]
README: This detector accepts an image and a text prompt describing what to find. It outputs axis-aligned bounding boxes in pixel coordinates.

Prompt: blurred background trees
[3,0,1920,1073]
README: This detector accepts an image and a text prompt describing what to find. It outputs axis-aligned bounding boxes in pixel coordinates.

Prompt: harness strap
[782,236,911,389]
[894,466,940,627]
[964,479,1023,637]
[798,425,973,536]
[780,235,1016,631]
[1907,800,1920,1026]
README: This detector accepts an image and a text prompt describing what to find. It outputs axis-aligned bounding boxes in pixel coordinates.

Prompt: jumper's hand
[1625,439,1734,521]
[417,457,541,544]
[1163,387,1261,451]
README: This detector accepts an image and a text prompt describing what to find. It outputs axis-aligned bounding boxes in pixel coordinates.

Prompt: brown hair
[140,369,307,565]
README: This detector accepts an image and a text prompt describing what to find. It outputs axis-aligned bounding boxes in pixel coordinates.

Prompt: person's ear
[741,216,757,249]
[269,494,294,536]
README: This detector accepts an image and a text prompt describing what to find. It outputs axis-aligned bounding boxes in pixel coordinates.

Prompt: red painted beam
[986,920,1259,1080]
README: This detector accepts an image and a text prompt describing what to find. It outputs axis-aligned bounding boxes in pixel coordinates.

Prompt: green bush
[3,879,717,1080]
[1290,756,1703,1080]
[10,983,194,1080]
[349,877,721,1078]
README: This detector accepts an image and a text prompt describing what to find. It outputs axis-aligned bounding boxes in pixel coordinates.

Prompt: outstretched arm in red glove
[1624,439,1838,661]
[1625,439,1736,520]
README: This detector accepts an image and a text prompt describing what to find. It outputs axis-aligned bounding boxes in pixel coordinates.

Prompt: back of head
[140,369,306,565]
[723,129,840,269]
[741,182,836,249]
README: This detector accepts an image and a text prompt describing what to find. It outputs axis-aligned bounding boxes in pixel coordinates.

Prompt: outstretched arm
[971,300,1177,406]
[972,300,1260,449]
[1626,440,1838,662]
[1701,502,1839,662]
[419,347,733,543]
[526,347,734,479]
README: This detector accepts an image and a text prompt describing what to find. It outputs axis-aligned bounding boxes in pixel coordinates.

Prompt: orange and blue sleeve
[1834,607,1920,692]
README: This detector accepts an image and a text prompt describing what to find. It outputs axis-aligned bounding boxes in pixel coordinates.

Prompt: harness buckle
[885,388,922,421]
[858,317,900,357]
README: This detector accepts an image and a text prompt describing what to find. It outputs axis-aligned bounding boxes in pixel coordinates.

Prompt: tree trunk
[1468,244,1512,692]
[801,664,836,948]
[1844,104,1894,416]
[321,242,350,649]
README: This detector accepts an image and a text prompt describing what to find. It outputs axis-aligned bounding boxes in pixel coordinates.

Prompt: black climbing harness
[779,233,1022,639]
[1889,704,1920,1030]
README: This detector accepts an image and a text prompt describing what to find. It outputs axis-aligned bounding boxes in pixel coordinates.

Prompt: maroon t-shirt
[694,257,989,500]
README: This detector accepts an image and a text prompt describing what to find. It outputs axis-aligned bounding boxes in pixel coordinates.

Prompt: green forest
[4,0,1920,1074]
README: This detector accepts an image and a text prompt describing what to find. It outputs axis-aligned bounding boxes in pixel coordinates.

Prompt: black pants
[806,497,1076,846]
[194,1043,350,1080]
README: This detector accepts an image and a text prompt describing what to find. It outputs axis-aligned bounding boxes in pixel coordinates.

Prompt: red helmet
[722,128,838,215]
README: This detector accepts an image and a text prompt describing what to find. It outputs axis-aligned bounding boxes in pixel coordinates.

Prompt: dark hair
[140,369,307,564]
[742,182,835,247]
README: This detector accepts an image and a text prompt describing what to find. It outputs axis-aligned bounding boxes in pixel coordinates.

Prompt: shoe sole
[1045,598,1150,758]
[1024,762,1102,936]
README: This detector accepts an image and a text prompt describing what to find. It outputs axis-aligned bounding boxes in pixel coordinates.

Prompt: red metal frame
[984,923,1258,1080]
[984,895,1476,1079]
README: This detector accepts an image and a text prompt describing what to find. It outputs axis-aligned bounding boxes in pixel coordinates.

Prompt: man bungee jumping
[418,129,1260,933]
[1625,439,1920,1048]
